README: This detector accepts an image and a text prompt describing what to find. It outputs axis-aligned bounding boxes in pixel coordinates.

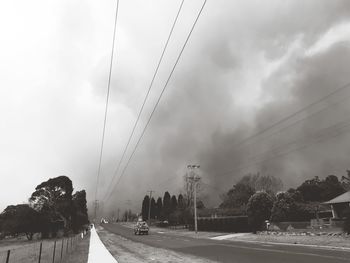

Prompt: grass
[65,233,90,263]
[0,234,90,263]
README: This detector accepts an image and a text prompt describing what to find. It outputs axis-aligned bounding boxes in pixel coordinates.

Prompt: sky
[1,0,350,215]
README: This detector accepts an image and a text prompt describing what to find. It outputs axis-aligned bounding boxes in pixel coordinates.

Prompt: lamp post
[187,164,200,233]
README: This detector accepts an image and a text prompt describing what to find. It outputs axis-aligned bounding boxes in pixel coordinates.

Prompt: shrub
[344,208,350,234]
[247,191,273,232]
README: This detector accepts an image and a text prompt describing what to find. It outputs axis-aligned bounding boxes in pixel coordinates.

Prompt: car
[134,221,149,235]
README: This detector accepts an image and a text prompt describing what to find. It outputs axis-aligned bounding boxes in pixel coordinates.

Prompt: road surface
[102,223,350,263]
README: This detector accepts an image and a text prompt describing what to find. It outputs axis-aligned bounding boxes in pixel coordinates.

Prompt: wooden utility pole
[187,164,200,233]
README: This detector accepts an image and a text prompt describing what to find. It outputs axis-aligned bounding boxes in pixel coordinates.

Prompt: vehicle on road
[134,220,149,235]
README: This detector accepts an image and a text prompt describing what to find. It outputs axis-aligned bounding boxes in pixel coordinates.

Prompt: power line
[228,82,350,152]
[211,83,350,178]
[94,0,120,209]
[103,0,186,201]
[216,115,350,178]
[104,0,208,202]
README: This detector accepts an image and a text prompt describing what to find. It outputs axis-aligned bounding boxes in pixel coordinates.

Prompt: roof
[324,191,350,204]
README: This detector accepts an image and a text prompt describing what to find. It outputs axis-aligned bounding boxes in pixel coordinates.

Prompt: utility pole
[147,190,154,225]
[187,164,200,234]
[117,208,120,222]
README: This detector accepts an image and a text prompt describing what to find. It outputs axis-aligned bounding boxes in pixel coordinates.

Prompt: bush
[197,216,250,232]
[247,191,273,232]
[344,208,350,234]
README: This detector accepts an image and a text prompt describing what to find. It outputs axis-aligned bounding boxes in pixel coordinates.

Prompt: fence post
[66,238,69,254]
[52,240,57,263]
[38,242,43,263]
[5,250,10,263]
[60,239,64,262]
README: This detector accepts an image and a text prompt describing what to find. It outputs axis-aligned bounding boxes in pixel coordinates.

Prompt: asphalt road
[102,223,350,263]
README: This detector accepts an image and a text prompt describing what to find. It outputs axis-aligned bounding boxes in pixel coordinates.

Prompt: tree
[286,188,304,202]
[163,192,171,220]
[320,175,345,201]
[297,176,322,202]
[0,204,42,240]
[156,197,163,220]
[341,170,350,191]
[220,183,255,208]
[239,173,283,195]
[297,175,345,202]
[247,191,273,232]
[141,195,150,221]
[170,195,178,213]
[183,175,201,208]
[29,176,74,233]
[177,194,185,210]
[270,192,298,222]
[71,190,89,233]
[150,198,156,219]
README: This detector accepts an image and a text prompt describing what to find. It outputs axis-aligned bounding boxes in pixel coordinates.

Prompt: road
[102,223,350,263]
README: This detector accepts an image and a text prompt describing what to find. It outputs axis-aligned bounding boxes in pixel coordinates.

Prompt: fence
[0,234,82,263]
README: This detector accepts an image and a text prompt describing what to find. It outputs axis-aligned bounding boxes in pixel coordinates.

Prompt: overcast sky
[1,0,350,214]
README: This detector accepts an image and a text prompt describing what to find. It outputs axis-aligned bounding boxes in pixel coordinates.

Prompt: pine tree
[141,195,150,221]
[163,191,171,220]
[171,195,178,213]
[178,194,185,210]
[150,197,156,219]
[156,197,163,220]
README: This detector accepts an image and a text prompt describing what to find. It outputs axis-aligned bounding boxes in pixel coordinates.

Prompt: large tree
[177,194,185,210]
[163,192,171,220]
[170,195,178,213]
[29,176,74,233]
[220,183,255,208]
[150,198,156,219]
[71,190,89,233]
[297,175,345,202]
[239,173,283,195]
[0,204,42,240]
[247,191,273,232]
[141,195,150,221]
[156,197,163,220]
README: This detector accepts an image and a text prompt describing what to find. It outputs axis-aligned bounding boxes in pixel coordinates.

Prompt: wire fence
[0,234,83,263]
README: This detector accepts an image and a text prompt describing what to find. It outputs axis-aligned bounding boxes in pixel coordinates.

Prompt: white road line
[88,225,119,263]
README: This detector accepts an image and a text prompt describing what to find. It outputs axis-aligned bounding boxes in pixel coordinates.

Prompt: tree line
[0,176,89,240]
[220,172,350,232]
[141,191,204,225]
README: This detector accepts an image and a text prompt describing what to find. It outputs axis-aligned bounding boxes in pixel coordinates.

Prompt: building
[324,191,350,219]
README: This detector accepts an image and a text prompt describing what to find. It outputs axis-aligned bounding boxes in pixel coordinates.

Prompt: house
[324,191,350,219]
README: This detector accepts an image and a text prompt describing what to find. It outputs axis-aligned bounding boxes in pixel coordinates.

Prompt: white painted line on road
[219,243,349,261]
[88,225,118,263]
[211,233,248,240]
[157,231,165,234]
[226,238,350,252]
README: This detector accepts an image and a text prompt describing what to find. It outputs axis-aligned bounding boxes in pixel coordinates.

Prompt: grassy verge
[65,233,90,263]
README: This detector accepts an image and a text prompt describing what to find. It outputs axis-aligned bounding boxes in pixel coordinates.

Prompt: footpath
[87,225,118,263]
